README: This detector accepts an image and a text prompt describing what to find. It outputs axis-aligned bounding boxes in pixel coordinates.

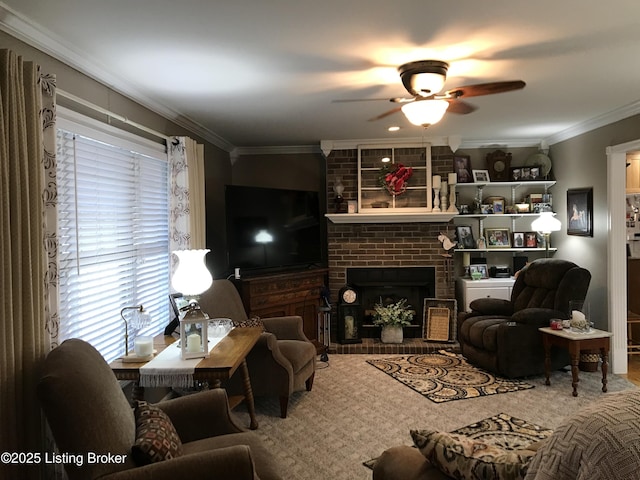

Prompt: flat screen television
[225,185,326,273]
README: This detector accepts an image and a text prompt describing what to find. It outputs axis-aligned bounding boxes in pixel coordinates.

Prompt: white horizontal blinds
[57,129,170,362]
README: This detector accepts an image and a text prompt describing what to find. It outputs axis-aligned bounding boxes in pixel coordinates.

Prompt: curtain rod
[57,89,171,142]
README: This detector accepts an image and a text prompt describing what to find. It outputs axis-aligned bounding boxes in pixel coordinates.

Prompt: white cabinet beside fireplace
[456,277,515,313]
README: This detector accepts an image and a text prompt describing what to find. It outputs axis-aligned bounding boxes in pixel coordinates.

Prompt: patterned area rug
[363,413,553,470]
[367,350,534,403]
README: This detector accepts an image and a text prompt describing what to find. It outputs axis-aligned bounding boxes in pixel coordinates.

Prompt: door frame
[607,139,640,373]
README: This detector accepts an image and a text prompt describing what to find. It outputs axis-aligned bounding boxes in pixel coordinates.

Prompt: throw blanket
[139,335,227,388]
[525,389,640,479]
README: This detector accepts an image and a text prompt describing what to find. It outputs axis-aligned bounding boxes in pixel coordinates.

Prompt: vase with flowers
[373,298,414,343]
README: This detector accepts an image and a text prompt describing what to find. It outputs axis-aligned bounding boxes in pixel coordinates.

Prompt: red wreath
[381,163,413,196]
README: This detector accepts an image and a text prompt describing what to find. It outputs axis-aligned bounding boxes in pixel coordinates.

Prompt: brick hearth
[329,338,460,355]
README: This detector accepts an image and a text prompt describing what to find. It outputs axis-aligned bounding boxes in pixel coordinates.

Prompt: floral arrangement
[372,298,414,327]
[379,163,413,196]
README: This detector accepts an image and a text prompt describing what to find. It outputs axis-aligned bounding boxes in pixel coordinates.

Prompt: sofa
[373,389,640,480]
[458,258,591,378]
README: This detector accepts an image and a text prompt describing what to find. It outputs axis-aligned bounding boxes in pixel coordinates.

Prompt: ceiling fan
[344,60,526,127]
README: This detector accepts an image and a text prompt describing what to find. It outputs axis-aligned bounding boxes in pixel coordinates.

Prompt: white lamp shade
[401,99,449,127]
[531,212,562,234]
[172,249,213,296]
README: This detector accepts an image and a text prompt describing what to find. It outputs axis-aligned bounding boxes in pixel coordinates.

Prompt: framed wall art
[567,187,593,236]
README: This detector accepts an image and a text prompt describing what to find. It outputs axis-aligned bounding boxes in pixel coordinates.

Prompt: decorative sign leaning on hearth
[423,298,458,342]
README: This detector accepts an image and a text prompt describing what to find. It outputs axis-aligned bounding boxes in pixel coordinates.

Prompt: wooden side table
[110,327,262,429]
[539,326,613,397]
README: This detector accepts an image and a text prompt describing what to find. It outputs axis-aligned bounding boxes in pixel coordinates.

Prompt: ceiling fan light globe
[411,72,446,97]
[401,99,449,127]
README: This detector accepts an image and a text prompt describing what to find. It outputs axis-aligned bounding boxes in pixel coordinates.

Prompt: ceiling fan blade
[445,80,526,98]
[368,106,402,122]
[446,99,477,115]
[332,98,394,103]
[390,97,418,104]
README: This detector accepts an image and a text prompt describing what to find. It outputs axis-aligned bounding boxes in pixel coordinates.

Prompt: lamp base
[121,352,155,363]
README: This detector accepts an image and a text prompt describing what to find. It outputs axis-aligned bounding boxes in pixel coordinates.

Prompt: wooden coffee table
[539,326,612,397]
[111,326,262,429]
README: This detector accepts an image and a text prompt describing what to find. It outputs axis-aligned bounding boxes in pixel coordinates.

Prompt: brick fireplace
[325,146,459,352]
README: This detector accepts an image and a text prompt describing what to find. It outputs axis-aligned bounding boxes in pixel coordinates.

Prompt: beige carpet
[232,354,638,480]
[367,351,534,403]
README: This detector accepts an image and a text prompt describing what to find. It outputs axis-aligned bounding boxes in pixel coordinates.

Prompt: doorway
[607,140,640,374]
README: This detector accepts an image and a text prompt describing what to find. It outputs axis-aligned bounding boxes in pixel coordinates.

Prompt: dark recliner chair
[458,258,591,378]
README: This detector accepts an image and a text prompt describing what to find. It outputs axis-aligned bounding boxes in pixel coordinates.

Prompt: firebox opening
[346,267,436,338]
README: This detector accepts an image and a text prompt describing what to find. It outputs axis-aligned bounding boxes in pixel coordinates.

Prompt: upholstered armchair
[38,338,282,480]
[198,279,316,418]
[458,258,591,378]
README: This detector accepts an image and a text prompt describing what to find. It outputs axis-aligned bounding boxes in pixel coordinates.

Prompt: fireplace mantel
[325,212,458,224]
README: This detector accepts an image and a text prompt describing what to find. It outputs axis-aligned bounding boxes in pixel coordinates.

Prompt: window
[56,115,170,362]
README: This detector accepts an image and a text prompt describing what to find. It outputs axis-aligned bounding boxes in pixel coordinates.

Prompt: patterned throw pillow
[411,429,535,480]
[234,315,266,332]
[132,401,183,465]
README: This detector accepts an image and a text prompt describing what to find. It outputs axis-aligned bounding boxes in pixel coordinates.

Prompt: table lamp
[172,249,213,359]
[531,212,561,257]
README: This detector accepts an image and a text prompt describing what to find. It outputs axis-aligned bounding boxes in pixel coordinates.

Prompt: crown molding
[229,145,323,164]
[0,3,236,153]
[320,136,542,156]
[545,99,640,146]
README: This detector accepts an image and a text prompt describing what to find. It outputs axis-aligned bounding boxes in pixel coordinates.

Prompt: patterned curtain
[0,49,56,478]
[169,136,206,267]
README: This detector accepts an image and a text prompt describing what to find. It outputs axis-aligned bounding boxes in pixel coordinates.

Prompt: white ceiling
[2,1,640,152]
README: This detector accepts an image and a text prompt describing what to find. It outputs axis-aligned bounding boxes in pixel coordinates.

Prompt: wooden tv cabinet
[233,268,329,348]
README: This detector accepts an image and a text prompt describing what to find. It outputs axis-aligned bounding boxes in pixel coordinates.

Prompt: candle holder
[120,305,153,363]
[447,183,458,213]
[440,181,448,211]
[433,187,441,212]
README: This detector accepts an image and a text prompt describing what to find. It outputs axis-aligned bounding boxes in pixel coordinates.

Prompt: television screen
[225,185,325,273]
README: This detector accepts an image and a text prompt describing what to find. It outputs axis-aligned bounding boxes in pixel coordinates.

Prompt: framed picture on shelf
[453,155,474,183]
[492,198,505,214]
[423,298,458,342]
[469,264,489,279]
[472,169,490,183]
[513,232,525,248]
[530,166,541,180]
[510,167,522,181]
[567,187,593,236]
[525,232,538,248]
[485,228,511,248]
[455,225,476,249]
